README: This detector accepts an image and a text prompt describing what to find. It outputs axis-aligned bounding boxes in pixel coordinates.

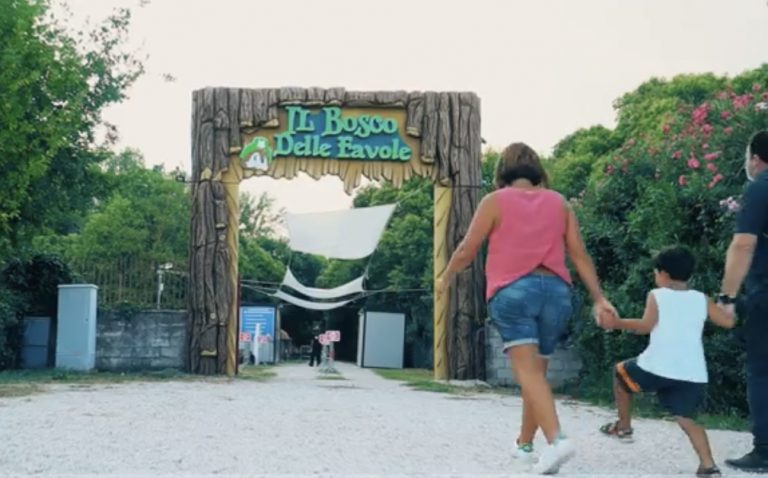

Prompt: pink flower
[709,173,724,189]
[707,163,718,172]
[662,123,671,134]
[733,94,752,110]
[678,175,688,186]
[702,143,710,150]
[692,103,710,125]
[763,92,768,101]
[672,150,683,159]
[720,111,732,121]
[704,152,720,161]
[701,124,714,136]
[754,83,763,92]
[724,126,734,135]
[716,91,730,100]
[688,157,701,169]
[606,165,615,175]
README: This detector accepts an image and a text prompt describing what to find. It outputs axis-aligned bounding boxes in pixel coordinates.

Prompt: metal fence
[69,257,187,310]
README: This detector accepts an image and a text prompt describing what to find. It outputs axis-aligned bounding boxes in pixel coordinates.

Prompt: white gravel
[0,362,755,477]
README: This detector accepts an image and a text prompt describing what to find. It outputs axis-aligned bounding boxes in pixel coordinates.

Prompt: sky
[65,0,768,214]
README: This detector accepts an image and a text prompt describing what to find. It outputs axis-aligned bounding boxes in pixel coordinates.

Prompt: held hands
[594,297,620,330]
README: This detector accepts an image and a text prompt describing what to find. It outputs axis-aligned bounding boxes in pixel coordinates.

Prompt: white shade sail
[271,290,357,311]
[285,204,396,260]
[281,267,365,300]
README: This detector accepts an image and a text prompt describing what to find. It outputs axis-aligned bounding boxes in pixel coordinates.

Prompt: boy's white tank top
[636,288,708,383]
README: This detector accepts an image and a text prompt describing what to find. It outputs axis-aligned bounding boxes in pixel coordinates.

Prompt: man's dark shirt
[736,170,768,288]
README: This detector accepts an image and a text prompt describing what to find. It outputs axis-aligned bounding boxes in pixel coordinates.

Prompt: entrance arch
[188,87,484,379]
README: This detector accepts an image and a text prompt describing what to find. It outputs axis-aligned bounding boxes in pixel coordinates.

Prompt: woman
[437,143,616,474]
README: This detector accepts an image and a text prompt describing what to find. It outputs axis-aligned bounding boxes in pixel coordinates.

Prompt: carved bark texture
[189,87,484,378]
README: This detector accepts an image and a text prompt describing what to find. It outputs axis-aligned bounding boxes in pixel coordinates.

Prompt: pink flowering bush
[560,70,768,415]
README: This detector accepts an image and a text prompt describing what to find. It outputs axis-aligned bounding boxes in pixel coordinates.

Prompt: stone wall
[96,310,186,371]
[484,323,582,388]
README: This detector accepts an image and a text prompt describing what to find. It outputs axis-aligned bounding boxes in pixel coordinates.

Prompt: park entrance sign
[188,87,484,380]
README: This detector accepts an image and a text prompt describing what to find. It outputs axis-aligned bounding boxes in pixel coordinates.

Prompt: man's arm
[721,234,757,297]
[721,180,768,297]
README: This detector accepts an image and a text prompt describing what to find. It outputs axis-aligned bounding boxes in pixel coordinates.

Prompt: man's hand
[717,302,735,317]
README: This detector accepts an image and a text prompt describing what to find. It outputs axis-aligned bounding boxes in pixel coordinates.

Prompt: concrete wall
[96,310,186,371]
[484,323,582,388]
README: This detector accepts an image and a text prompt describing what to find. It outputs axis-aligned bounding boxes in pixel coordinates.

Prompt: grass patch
[0,368,197,399]
[557,374,749,432]
[237,365,276,381]
[0,368,192,386]
[374,368,458,394]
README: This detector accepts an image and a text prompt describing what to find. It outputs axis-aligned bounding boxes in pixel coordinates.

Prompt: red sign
[258,335,270,344]
[327,330,341,342]
[239,332,252,342]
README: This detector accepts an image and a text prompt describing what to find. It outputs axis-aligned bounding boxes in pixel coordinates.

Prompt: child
[599,246,735,477]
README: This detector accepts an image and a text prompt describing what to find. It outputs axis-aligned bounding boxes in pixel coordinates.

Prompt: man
[309,334,323,367]
[718,130,768,472]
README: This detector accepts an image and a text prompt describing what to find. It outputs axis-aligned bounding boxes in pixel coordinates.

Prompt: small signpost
[319,331,340,374]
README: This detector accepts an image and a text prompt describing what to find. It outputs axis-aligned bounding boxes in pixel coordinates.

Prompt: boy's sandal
[599,421,634,439]
[696,466,721,477]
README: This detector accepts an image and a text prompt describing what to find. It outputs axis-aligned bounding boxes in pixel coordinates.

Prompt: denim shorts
[488,274,573,357]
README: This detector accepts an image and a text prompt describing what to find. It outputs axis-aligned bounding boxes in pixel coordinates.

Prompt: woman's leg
[509,344,560,443]
[518,355,549,445]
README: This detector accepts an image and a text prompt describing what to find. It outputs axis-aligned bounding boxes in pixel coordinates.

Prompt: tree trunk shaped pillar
[432,185,452,380]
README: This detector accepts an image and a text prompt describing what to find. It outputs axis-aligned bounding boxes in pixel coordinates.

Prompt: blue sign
[240,306,275,341]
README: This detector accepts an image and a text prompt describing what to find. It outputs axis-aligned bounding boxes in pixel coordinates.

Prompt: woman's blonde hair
[494,142,548,189]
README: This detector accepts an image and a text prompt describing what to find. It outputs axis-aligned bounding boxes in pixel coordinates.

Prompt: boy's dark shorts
[615,358,706,419]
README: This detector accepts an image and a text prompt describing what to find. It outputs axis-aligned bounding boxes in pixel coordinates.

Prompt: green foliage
[0,0,143,256]
[564,66,768,416]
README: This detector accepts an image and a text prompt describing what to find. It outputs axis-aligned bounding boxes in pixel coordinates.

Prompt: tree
[0,0,143,257]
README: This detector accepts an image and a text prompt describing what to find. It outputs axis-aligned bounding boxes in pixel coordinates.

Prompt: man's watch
[717,294,737,305]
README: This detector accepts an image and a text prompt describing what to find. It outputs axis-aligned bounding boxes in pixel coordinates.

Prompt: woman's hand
[435,275,450,298]
[594,297,619,328]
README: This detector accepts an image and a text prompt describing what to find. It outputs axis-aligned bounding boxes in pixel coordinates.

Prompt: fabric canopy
[281,267,365,300]
[285,204,396,260]
[271,290,357,311]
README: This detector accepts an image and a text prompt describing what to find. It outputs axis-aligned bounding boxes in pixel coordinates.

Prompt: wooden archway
[188,87,485,379]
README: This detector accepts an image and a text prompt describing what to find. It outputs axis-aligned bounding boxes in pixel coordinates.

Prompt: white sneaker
[532,438,575,475]
[514,442,537,464]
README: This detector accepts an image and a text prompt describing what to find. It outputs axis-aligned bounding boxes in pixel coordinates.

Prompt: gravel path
[0,362,755,477]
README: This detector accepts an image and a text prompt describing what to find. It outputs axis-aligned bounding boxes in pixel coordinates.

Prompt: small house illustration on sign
[240,137,273,171]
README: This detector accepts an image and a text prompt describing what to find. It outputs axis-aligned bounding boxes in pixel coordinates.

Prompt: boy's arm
[612,292,659,335]
[707,297,736,329]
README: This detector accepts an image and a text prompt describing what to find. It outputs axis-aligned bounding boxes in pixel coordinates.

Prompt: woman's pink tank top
[485,188,572,301]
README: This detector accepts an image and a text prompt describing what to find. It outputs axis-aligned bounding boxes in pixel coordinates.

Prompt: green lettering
[382,118,397,134]
[363,145,379,159]
[350,142,365,159]
[355,115,372,138]
[400,146,412,161]
[296,108,314,132]
[293,135,312,156]
[379,145,393,160]
[319,143,332,157]
[274,133,293,156]
[369,116,383,134]
[285,106,303,134]
[343,116,356,133]
[322,107,343,136]
[337,136,355,157]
